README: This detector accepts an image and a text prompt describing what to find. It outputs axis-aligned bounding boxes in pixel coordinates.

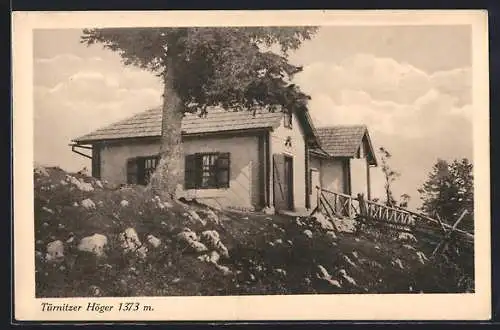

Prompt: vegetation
[35,166,473,297]
[418,158,474,232]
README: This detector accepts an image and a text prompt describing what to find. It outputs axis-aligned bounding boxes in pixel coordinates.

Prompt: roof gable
[314,125,378,166]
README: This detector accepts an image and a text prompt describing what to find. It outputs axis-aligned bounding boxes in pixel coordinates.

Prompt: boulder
[119,228,142,253]
[81,198,96,210]
[77,234,108,257]
[146,235,161,248]
[46,240,64,262]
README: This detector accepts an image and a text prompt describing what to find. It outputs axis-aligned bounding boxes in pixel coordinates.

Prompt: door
[284,156,294,210]
[273,154,294,211]
[309,168,320,210]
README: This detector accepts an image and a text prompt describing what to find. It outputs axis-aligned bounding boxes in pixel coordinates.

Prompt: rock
[402,244,416,251]
[339,269,357,286]
[416,251,428,264]
[398,232,417,244]
[177,228,198,242]
[136,246,148,259]
[275,268,287,277]
[66,175,94,192]
[310,211,335,231]
[153,196,169,209]
[303,229,313,239]
[352,251,359,259]
[60,180,68,186]
[77,167,91,177]
[94,180,104,189]
[34,165,49,177]
[73,202,79,207]
[287,240,293,246]
[326,231,337,240]
[77,234,108,257]
[119,228,142,253]
[187,210,206,225]
[200,230,229,258]
[262,206,275,215]
[88,285,102,297]
[295,218,304,227]
[146,235,161,248]
[199,250,220,264]
[215,264,232,275]
[81,198,96,209]
[316,265,342,288]
[274,238,283,244]
[120,200,129,207]
[392,258,405,269]
[46,240,64,262]
[343,255,357,268]
[190,240,209,253]
[41,206,54,214]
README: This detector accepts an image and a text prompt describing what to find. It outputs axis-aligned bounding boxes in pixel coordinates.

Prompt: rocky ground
[34,165,474,298]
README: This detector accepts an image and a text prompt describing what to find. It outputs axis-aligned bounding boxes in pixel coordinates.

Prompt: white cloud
[35,53,83,64]
[295,53,471,106]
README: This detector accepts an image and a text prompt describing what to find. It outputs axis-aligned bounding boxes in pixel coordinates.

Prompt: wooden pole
[431,209,468,258]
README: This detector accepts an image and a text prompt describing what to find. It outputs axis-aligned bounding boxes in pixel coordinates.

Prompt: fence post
[358,193,367,219]
[316,186,321,212]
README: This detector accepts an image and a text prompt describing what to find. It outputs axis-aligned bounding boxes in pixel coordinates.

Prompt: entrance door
[309,168,320,210]
[284,156,294,210]
[273,154,294,211]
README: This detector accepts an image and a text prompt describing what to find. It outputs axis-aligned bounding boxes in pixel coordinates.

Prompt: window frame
[136,155,161,185]
[184,152,230,190]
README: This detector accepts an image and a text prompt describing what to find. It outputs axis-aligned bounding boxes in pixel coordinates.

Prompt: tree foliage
[81,27,319,115]
[418,158,474,232]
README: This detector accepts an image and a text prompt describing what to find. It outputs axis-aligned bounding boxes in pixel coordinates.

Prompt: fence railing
[316,186,474,245]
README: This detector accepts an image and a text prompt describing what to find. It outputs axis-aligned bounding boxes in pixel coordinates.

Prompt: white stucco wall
[269,112,307,211]
[351,158,368,198]
[319,158,346,194]
[99,135,260,210]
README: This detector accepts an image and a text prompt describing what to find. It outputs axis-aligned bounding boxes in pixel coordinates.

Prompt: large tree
[418,158,474,232]
[81,27,318,199]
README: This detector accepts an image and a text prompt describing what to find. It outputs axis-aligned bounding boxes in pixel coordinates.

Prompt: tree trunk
[147,57,184,200]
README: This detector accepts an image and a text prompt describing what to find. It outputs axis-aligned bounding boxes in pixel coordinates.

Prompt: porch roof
[312,125,378,166]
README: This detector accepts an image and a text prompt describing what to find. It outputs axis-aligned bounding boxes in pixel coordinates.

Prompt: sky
[33,25,473,210]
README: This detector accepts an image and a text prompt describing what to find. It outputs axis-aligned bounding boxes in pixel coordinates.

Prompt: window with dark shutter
[216,152,230,188]
[184,154,197,189]
[184,152,231,189]
[126,158,138,184]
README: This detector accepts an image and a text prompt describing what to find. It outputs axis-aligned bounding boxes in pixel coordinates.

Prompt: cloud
[295,53,471,107]
[33,57,163,172]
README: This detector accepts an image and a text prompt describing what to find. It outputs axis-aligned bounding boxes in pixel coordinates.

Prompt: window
[185,152,230,189]
[284,110,292,129]
[127,155,160,185]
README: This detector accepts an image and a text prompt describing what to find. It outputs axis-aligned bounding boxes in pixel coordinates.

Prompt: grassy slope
[34,166,474,297]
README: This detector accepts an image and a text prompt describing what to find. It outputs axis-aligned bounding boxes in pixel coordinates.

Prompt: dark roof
[313,125,378,166]
[72,107,284,143]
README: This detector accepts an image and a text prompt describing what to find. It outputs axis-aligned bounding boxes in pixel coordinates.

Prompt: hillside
[34,165,474,297]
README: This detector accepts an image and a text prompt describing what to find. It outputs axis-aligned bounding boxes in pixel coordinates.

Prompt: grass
[34,166,474,297]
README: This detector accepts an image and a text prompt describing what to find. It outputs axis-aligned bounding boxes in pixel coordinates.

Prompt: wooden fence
[317,186,474,247]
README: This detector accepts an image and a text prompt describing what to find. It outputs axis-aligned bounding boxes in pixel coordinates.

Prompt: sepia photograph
[13,10,490,321]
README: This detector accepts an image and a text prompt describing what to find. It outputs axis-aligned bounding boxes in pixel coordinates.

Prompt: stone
[77,233,108,257]
[46,240,64,262]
